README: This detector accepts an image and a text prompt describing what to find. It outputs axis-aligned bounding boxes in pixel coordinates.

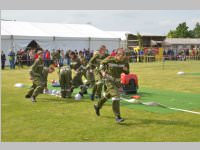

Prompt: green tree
[193,22,200,38]
[175,22,190,38]
[188,30,194,38]
[167,30,177,38]
[167,22,192,38]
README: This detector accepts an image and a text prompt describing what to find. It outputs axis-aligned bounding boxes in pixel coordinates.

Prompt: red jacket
[34,54,38,60]
[110,51,116,56]
[46,51,50,59]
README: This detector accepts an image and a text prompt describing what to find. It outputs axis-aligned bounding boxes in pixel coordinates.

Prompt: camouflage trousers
[59,69,72,98]
[96,79,121,117]
[85,69,95,87]
[91,70,105,98]
[71,71,83,88]
[26,77,45,98]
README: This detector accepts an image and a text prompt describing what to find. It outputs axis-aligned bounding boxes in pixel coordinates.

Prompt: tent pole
[89,37,91,51]
[53,36,55,51]
[118,38,121,48]
[11,35,14,52]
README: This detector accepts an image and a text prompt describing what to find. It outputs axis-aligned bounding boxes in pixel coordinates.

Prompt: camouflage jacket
[79,56,88,66]
[41,67,49,86]
[58,65,71,74]
[100,56,129,79]
[29,57,44,78]
[70,57,81,71]
[87,51,109,69]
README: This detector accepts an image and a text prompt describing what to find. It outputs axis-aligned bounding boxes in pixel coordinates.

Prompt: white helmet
[14,83,24,88]
[177,71,185,75]
[74,93,82,100]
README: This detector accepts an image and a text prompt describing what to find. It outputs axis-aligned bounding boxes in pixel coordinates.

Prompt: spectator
[56,49,61,66]
[51,49,57,64]
[60,50,65,67]
[26,50,31,66]
[65,49,71,65]
[8,49,16,69]
[29,49,35,65]
[16,50,23,68]
[110,49,116,56]
[45,50,51,67]
[1,51,6,70]
[74,49,78,55]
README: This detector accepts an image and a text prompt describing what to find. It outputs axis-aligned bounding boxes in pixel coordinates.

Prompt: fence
[3,55,200,69]
[129,55,200,63]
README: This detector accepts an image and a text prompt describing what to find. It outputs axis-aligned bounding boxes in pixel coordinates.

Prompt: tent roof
[1,21,51,37]
[106,31,130,40]
[1,21,119,39]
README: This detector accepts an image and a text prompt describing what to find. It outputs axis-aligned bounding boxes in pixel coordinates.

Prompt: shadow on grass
[134,118,200,128]
[121,91,153,99]
[102,116,199,128]
[102,116,141,126]
[38,97,89,104]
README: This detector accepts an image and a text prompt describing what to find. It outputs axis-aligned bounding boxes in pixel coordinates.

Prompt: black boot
[115,116,124,123]
[25,94,31,98]
[94,104,100,116]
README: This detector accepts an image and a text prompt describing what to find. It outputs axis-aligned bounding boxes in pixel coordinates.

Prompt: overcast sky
[1,10,200,35]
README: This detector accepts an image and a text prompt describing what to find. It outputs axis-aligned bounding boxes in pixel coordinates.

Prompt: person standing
[8,49,16,69]
[65,49,71,66]
[26,50,31,66]
[1,51,6,70]
[94,48,129,123]
[16,50,23,68]
[51,49,57,65]
[44,50,51,67]
[56,49,61,66]
[29,49,35,65]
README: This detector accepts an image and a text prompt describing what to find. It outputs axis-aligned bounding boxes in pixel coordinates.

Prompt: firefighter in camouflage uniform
[79,51,95,89]
[69,51,88,96]
[58,65,72,98]
[87,45,109,100]
[94,48,129,123]
[25,51,55,102]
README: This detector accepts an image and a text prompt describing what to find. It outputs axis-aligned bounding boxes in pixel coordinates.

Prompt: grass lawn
[1,61,200,142]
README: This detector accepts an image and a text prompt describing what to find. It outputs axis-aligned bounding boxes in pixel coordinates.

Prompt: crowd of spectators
[125,48,200,62]
[1,48,95,69]
[2,47,200,70]
[163,48,200,61]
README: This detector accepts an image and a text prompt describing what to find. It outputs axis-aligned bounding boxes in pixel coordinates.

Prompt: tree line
[167,22,200,38]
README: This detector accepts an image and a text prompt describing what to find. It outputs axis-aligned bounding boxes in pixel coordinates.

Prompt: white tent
[1,21,121,59]
[106,31,130,48]
[106,31,129,41]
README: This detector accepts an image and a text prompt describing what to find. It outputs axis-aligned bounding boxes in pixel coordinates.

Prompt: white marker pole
[168,107,200,115]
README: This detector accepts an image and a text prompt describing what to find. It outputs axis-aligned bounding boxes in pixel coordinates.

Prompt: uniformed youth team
[25,45,130,123]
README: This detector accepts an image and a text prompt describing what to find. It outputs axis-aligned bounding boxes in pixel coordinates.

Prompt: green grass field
[2,61,200,142]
